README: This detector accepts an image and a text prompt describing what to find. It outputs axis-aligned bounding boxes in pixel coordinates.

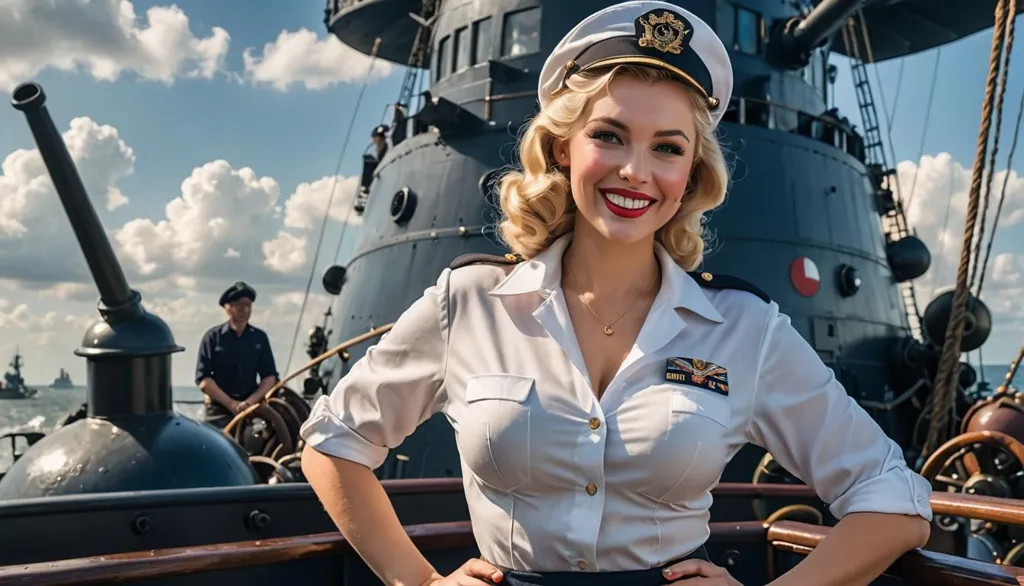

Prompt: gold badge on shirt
[665,357,729,396]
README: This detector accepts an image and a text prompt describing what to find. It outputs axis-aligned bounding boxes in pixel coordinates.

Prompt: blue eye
[589,131,621,144]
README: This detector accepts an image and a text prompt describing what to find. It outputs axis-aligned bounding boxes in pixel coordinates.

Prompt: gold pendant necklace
[566,265,658,336]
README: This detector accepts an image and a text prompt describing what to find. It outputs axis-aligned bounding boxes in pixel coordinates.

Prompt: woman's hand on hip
[663,559,742,585]
[419,558,505,585]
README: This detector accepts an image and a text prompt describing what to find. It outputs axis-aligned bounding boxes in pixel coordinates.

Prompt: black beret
[219,281,256,306]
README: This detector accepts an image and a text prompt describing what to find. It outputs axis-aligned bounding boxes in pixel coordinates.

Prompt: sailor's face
[225,298,252,323]
[558,75,696,245]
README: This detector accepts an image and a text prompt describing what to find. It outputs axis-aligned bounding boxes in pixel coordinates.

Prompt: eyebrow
[591,116,690,142]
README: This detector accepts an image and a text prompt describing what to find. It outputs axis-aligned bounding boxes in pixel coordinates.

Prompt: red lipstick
[599,187,656,219]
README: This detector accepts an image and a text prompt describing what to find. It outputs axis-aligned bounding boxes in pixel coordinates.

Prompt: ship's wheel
[920,430,1024,498]
[920,430,1024,565]
[750,452,812,521]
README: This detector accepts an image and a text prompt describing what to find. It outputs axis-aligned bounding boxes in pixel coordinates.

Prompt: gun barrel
[11,82,133,309]
[791,0,863,52]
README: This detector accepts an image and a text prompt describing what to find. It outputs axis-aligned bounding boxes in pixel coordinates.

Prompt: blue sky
[0,1,1022,386]
[0,0,402,231]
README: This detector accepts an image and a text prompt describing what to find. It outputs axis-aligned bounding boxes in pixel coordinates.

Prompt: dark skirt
[493,546,708,586]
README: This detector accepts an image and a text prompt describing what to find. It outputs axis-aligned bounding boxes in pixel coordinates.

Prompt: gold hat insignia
[637,11,689,55]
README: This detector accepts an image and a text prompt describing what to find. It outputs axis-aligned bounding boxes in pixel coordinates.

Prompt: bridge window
[473,17,492,65]
[734,7,760,55]
[502,7,541,58]
[454,26,470,72]
[437,35,451,80]
[714,1,735,49]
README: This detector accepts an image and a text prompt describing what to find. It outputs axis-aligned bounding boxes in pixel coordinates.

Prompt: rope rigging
[887,57,905,129]
[282,37,384,377]
[976,74,1024,300]
[999,341,1024,393]
[903,48,942,213]
[283,0,447,381]
[922,0,1016,458]
[969,11,1017,295]
[842,12,925,338]
[328,0,443,267]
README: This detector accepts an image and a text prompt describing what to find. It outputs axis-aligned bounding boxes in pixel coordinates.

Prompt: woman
[299,2,933,585]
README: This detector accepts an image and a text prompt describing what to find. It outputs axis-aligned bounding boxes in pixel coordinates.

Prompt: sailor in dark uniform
[195,281,279,428]
[298,2,932,585]
[371,124,389,162]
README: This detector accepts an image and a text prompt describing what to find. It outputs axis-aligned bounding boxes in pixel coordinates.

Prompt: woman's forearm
[767,512,931,586]
[301,445,441,586]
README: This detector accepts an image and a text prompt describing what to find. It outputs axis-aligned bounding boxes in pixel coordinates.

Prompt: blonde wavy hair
[496,64,730,271]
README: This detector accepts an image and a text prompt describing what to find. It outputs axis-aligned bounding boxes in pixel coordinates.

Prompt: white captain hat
[538,1,732,128]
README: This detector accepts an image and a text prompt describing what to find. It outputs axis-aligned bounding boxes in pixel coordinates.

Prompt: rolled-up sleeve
[195,330,215,385]
[299,269,452,470]
[744,303,932,522]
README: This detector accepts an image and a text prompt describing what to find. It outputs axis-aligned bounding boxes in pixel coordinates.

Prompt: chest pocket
[211,344,229,373]
[628,385,732,504]
[456,374,534,491]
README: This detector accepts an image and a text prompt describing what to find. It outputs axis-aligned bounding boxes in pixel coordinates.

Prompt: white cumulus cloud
[242,28,393,91]
[894,153,1024,355]
[0,116,135,284]
[0,0,230,92]
[0,115,363,296]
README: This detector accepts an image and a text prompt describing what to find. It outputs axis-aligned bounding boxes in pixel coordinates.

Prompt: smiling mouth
[599,189,656,219]
[599,189,654,210]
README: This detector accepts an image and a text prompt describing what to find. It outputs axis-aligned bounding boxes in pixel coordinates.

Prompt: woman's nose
[618,150,651,184]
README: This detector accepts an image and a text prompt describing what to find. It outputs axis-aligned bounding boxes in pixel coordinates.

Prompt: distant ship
[49,368,74,389]
[0,352,37,400]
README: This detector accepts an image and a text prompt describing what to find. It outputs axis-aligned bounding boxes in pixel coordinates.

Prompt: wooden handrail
[7,485,1024,586]
[768,521,1024,585]
[0,521,766,586]
[930,492,1024,529]
[716,482,1024,529]
[373,479,1024,529]
[223,323,395,436]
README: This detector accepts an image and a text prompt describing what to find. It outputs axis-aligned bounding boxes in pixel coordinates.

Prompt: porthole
[836,264,861,297]
[390,187,416,225]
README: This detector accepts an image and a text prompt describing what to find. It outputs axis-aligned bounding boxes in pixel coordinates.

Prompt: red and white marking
[790,257,821,297]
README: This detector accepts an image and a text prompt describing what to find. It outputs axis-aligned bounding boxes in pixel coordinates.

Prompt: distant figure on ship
[370,124,389,162]
[195,281,279,428]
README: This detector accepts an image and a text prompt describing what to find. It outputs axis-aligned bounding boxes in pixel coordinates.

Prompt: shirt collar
[220,322,251,335]
[489,233,724,323]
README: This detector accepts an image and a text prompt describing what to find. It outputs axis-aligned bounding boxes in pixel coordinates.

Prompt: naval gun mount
[766,0,864,70]
[0,82,258,500]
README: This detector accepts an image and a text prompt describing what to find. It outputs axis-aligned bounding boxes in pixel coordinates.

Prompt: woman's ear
[552,140,570,166]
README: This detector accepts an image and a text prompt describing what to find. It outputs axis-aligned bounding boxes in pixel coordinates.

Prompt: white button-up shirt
[300,233,933,572]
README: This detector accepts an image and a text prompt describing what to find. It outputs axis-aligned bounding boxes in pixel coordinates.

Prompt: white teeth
[601,190,653,210]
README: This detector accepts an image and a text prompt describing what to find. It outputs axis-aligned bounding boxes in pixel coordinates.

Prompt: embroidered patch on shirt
[665,357,729,396]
